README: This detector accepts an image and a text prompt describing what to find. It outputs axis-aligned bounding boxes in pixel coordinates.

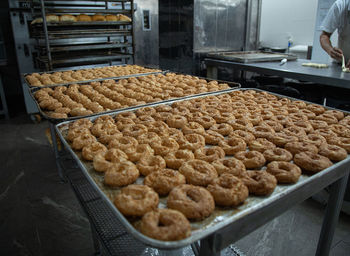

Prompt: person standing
[320,0,350,67]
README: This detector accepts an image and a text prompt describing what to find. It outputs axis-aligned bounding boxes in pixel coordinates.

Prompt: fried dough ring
[144,169,186,196]
[209,123,233,136]
[266,161,301,183]
[140,209,191,241]
[178,134,205,151]
[126,144,154,162]
[229,130,255,143]
[270,132,298,147]
[104,161,139,187]
[263,148,293,162]
[137,155,166,176]
[207,173,249,206]
[240,170,277,196]
[182,122,205,135]
[164,149,195,169]
[293,152,332,173]
[212,158,246,176]
[284,141,318,155]
[92,148,128,172]
[151,137,179,156]
[167,184,215,220]
[234,151,266,169]
[218,137,247,155]
[72,133,97,150]
[114,185,159,217]
[108,136,138,154]
[179,159,218,186]
[203,130,225,145]
[82,141,107,161]
[194,146,225,162]
[318,144,348,162]
[166,114,188,129]
[248,138,276,153]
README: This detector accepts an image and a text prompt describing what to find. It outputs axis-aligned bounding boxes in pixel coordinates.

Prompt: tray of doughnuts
[23,65,163,88]
[28,72,236,122]
[55,88,350,248]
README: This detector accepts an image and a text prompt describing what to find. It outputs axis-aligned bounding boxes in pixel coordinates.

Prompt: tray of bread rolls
[23,65,163,88]
[29,72,237,122]
[31,13,132,26]
[55,88,350,248]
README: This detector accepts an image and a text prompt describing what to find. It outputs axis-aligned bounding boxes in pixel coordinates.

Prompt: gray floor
[0,116,350,256]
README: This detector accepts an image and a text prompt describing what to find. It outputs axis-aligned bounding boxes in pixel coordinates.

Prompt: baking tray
[207,51,297,63]
[29,75,240,123]
[23,65,163,89]
[55,88,350,249]
[31,21,132,27]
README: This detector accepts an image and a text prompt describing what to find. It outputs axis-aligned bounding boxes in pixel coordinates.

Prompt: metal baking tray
[29,75,240,123]
[207,51,297,63]
[55,88,350,249]
[23,65,163,89]
[31,21,132,27]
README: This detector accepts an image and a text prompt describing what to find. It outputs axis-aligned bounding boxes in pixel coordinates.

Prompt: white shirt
[320,0,350,61]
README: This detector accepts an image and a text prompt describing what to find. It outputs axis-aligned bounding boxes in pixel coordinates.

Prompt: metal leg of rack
[90,223,102,256]
[315,172,349,256]
[198,234,221,256]
[0,74,9,119]
[49,122,66,182]
[206,65,218,80]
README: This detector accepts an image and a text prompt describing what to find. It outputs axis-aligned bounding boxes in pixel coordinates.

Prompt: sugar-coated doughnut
[164,149,195,169]
[140,209,191,241]
[212,158,246,176]
[167,184,215,220]
[179,159,218,186]
[137,155,166,176]
[266,161,301,184]
[234,151,266,169]
[263,147,293,162]
[114,184,159,216]
[144,169,186,195]
[207,173,249,206]
[240,170,277,196]
[294,152,332,173]
[104,161,139,187]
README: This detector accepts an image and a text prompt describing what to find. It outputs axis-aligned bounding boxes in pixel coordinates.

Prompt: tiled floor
[0,116,349,256]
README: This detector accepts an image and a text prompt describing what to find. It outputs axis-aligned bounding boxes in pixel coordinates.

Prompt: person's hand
[328,47,343,61]
[346,59,350,68]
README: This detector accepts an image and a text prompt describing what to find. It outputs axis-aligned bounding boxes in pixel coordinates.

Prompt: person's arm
[320,31,343,61]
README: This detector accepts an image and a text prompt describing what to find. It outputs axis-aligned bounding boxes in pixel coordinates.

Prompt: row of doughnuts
[63,90,349,241]
[33,73,230,119]
[31,13,131,25]
[26,65,161,87]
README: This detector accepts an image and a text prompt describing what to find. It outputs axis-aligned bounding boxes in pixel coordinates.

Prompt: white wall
[259,0,318,48]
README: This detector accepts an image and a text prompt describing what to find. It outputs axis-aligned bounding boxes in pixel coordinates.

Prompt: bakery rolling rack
[52,89,349,256]
[30,0,134,70]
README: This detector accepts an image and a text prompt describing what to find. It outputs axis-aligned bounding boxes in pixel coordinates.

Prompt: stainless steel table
[205,58,350,89]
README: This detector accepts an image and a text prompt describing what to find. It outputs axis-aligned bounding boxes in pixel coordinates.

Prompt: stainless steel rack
[31,0,134,70]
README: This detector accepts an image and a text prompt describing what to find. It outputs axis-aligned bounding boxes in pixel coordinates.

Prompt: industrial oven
[9,0,136,114]
[159,0,261,75]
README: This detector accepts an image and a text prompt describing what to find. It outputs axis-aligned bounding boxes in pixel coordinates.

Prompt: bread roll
[60,14,77,22]
[31,18,43,25]
[92,14,105,21]
[46,14,59,23]
[105,15,118,21]
[77,14,92,22]
[118,14,132,22]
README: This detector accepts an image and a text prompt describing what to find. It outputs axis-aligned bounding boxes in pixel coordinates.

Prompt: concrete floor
[0,115,350,256]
